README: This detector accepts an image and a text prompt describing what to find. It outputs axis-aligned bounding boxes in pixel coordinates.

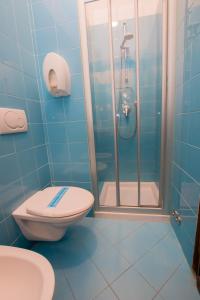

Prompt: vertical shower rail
[107,0,120,206]
[134,0,141,206]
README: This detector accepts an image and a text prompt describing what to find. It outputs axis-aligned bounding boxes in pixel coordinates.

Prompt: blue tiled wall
[0,0,50,247]
[30,0,91,191]
[170,0,200,265]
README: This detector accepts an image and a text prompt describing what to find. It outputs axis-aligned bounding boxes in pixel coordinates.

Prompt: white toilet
[12,186,94,241]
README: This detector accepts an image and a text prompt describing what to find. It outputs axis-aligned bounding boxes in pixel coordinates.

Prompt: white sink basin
[0,246,55,300]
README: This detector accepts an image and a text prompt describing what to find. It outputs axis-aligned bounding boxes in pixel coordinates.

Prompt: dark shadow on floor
[31,225,97,269]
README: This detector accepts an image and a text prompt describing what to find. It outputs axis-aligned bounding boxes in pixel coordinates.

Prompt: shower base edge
[99,181,159,207]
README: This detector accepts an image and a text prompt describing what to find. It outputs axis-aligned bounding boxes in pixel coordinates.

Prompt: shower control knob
[122,103,130,117]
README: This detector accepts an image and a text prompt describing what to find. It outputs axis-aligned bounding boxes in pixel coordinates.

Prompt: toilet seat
[26,187,94,218]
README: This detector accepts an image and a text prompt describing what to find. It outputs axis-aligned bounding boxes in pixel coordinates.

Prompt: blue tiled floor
[31,218,200,300]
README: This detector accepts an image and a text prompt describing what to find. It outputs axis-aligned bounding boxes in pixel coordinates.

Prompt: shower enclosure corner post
[159,0,169,209]
[78,0,99,210]
[162,0,176,211]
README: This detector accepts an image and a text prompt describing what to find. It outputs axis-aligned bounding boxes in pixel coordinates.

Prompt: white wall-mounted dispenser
[43,52,71,97]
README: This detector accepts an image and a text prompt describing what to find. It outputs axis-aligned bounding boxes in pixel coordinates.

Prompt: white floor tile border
[95,211,170,223]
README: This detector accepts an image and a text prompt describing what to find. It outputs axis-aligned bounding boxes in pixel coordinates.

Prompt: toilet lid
[26,187,94,218]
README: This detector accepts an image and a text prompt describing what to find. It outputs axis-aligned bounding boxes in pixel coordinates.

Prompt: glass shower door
[138,0,163,207]
[111,0,164,207]
[111,0,139,206]
[85,0,118,207]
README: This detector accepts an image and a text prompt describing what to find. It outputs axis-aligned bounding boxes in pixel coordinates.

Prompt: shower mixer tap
[122,102,130,117]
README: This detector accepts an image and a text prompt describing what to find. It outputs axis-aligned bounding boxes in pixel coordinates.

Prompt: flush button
[0,108,28,134]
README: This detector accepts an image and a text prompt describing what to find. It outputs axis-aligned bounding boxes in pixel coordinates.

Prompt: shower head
[121,33,134,49]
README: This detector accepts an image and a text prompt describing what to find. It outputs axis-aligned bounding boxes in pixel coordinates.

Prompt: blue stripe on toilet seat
[48,187,69,208]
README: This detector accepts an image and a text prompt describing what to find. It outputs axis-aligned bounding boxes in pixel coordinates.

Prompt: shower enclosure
[79,0,168,212]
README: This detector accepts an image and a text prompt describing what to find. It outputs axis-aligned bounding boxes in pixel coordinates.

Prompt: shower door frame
[78,0,169,214]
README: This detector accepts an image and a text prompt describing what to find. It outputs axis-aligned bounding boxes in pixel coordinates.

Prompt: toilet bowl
[12,186,94,241]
